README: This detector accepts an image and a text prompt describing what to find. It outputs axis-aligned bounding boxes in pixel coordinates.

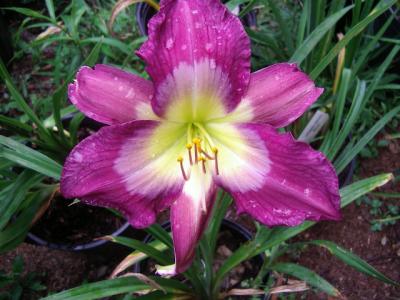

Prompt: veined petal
[217,123,340,226]
[225,63,323,127]
[205,122,270,193]
[169,166,216,275]
[137,0,250,120]
[60,120,186,228]
[69,64,157,125]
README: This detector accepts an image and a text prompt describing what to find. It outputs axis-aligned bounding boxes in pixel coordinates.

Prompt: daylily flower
[61,0,340,275]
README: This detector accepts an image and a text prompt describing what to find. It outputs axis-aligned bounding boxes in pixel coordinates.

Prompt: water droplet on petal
[165,38,174,49]
[209,59,216,69]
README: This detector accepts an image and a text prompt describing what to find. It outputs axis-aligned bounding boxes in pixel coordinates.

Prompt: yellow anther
[198,156,206,162]
[211,147,218,154]
[177,156,183,162]
[186,143,193,149]
[192,138,201,145]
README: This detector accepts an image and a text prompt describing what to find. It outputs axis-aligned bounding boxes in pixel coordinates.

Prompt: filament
[177,156,189,181]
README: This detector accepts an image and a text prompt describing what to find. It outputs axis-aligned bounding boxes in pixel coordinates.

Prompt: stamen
[212,147,219,175]
[199,156,207,174]
[201,150,214,160]
[177,156,189,181]
[193,122,216,148]
[192,138,201,163]
[186,143,193,165]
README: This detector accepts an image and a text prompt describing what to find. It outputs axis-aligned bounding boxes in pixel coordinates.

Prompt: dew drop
[165,38,174,49]
[209,59,216,69]
[205,43,213,52]
[125,88,135,98]
[181,44,187,50]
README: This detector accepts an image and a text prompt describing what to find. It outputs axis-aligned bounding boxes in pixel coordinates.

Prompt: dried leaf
[119,272,166,294]
[108,0,160,36]
[221,288,265,298]
[35,22,63,40]
[110,252,147,278]
[269,280,309,294]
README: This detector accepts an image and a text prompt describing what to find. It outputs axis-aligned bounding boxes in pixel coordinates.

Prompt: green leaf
[104,236,173,265]
[2,7,53,22]
[45,0,56,20]
[0,190,49,253]
[0,171,43,230]
[334,105,400,173]
[0,58,48,137]
[310,0,397,79]
[0,135,62,180]
[339,173,393,207]
[310,240,398,286]
[0,115,32,136]
[326,79,366,160]
[41,277,191,300]
[271,263,340,296]
[82,39,103,67]
[295,0,310,47]
[80,37,131,55]
[291,4,353,64]
[352,13,395,74]
[267,0,294,54]
[145,224,173,248]
[43,105,78,128]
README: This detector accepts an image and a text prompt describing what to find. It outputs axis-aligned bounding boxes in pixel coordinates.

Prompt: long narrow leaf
[41,277,191,300]
[334,105,400,173]
[291,4,353,64]
[0,135,62,179]
[310,0,396,79]
[271,263,340,296]
[310,240,398,286]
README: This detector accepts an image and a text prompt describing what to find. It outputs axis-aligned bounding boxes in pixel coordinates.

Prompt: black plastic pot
[134,219,268,299]
[27,221,131,251]
[338,157,356,187]
[135,1,257,36]
[27,115,132,252]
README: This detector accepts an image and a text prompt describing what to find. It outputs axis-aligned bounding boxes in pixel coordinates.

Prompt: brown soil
[0,243,128,298]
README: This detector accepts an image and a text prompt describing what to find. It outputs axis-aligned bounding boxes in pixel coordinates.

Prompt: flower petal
[218,123,340,226]
[228,63,323,127]
[60,120,186,228]
[69,64,157,125]
[137,0,250,120]
[169,166,216,274]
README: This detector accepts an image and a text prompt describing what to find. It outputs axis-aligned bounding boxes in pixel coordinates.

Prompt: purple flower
[61,0,340,275]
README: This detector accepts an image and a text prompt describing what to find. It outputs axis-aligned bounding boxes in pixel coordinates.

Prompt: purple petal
[69,64,156,125]
[221,123,340,226]
[60,120,184,228]
[137,0,250,118]
[170,167,217,274]
[237,63,323,128]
